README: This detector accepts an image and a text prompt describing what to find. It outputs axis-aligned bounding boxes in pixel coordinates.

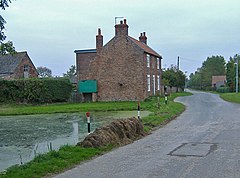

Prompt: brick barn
[0,51,38,80]
[75,19,162,102]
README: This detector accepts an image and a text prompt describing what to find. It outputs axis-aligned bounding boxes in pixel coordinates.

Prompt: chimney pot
[139,31,147,44]
[115,19,129,36]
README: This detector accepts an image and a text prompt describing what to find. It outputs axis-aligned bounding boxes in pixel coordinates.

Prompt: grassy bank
[219,92,240,104]
[0,92,192,178]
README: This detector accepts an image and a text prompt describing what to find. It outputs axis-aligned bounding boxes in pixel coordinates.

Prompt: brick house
[212,75,226,89]
[75,19,162,101]
[0,51,38,80]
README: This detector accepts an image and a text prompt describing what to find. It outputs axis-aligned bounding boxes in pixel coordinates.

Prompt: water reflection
[0,111,151,172]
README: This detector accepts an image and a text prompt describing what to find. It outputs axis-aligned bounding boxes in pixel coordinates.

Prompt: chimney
[96,28,103,50]
[115,19,128,36]
[139,32,147,44]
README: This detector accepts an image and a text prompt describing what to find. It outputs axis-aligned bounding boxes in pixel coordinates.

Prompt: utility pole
[177,56,180,71]
[236,56,239,94]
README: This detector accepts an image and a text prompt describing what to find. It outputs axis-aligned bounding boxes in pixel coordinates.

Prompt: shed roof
[0,52,27,74]
[212,75,226,85]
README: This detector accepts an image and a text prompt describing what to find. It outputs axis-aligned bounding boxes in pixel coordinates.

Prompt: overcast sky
[2,0,240,76]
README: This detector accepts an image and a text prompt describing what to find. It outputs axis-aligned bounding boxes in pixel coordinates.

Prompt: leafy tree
[188,56,226,90]
[201,56,226,88]
[0,0,15,54]
[37,66,52,78]
[162,65,186,91]
[63,65,76,78]
[226,54,240,92]
[0,0,12,10]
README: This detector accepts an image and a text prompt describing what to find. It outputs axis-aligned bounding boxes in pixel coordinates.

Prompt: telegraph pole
[236,56,239,94]
[177,56,180,71]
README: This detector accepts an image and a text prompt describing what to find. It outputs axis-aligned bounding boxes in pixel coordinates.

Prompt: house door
[153,75,156,95]
[83,93,92,102]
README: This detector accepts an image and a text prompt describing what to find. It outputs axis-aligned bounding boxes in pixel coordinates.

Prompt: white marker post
[86,112,91,134]
[138,101,141,121]
[165,92,168,104]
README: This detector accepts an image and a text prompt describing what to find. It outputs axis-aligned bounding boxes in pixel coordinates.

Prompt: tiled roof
[212,76,226,85]
[0,52,27,74]
[128,36,162,58]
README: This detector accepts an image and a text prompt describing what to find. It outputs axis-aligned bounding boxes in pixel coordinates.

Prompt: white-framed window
[157,58,160,69]
[147,54,150,68]
[157,75,160,90]
[147,75,150,91]
[153,75,156,95]
[24,65,29,72]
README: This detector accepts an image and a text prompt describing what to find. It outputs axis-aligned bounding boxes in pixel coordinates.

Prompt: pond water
[0,111,150,172]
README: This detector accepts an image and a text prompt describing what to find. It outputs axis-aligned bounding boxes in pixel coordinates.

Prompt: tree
[201,56,226,88]
[0,0,15,55]
[63,65,76,78]
[0,0,12,10]
[37,66,52,78]
[188,56,226,90]
[226,54,240,92]
[162,65,186,91]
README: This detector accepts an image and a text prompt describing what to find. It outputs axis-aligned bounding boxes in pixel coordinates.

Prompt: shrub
[216,87,230,93]
[0,78,72,103]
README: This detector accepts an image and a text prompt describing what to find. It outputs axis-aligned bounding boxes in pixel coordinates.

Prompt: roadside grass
[0,92,192,178]
[0,101,137,116]
[0,145,114,178]
[219,92,240,104]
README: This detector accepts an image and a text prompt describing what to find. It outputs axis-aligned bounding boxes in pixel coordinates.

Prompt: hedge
[216,86,230,93]
[0,78,72,103]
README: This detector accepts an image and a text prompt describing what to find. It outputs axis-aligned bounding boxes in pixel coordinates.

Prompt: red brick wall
[76,52,97,81]
[85,35,162,101]
[13,54,38,79]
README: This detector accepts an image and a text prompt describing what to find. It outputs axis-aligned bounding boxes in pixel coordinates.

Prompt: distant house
[75,19,162,102]
[0,51,38,80]
[212,75,226,88]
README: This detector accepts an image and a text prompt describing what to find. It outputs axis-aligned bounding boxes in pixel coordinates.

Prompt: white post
[236,57,239,94]
[86,112,91,134]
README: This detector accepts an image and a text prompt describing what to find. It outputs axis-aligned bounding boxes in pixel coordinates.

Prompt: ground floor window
[147,75,150,91]
[157,75,160,90]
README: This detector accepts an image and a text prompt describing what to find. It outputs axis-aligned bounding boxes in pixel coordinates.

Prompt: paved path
[55,90,240,178]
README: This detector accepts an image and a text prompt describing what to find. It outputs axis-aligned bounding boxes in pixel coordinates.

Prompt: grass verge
[0,92,192,178]
[219,92,240,104]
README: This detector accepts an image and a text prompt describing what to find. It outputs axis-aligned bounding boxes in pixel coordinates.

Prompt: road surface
[55,90,240,178]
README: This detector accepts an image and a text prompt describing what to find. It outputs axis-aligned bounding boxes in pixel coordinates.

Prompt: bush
[0,78,72,103]
[216,87,230,93]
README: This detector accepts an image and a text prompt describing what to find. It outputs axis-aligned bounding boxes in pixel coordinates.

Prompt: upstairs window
[147,54,150,68]
[157,58,160,69]
[24,65,29,72]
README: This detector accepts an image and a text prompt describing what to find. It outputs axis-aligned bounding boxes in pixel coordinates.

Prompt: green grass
[0,92,192,178]
[0,101,138,116]
[0,145,114,178]
[219,92,240,103]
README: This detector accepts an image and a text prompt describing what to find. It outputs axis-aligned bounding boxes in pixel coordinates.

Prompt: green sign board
[78,80,97,93]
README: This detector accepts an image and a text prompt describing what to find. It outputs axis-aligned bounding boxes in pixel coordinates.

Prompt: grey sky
[2,0,240,76]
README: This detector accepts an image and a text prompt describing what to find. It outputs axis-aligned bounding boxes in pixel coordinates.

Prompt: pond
[0,111,150,172]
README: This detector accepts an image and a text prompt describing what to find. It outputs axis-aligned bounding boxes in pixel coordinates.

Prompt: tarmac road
[54,90,240,178]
